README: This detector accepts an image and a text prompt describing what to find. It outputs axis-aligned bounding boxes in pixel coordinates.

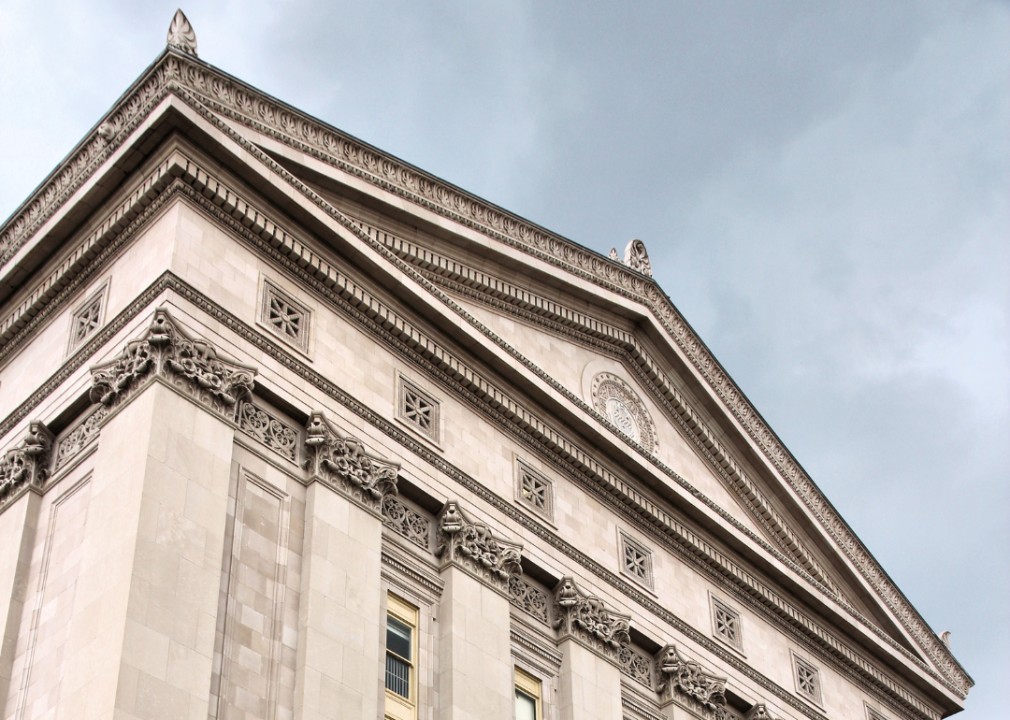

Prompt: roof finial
[167,9,198,57]
[608,239,653,278]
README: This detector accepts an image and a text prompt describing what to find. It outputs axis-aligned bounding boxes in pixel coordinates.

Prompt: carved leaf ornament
[436,501,523,591]
[553,577,632,659]
[304,412,399,511]
[657,644,729,711]
[591,372,658,454]
[90,309,255,416]
[0,421,52,505]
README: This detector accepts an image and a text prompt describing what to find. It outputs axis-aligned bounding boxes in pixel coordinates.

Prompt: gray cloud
[1,1,1006,715]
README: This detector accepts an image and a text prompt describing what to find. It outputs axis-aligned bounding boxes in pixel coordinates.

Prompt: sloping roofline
[0,45,971,698]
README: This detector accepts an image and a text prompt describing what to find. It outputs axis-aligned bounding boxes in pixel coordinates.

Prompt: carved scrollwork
[508,575,549,624]
[0,421,53,506]
[381,495,430,550]
[656,644,728,712]
[238,401,298,462]
[54,406,108,471]
[304,411,399,514]
[90,309,255,418]
[608,239,653,278]
[618,644,654,688]
[436,501,522,593]
[552,577,631,662]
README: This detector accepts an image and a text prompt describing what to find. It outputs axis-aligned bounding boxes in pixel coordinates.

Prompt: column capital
[552,577,631,665]
[304,411,399,515]
[0,420,53,509]
[656,643,728,713]
[435,500,522,595]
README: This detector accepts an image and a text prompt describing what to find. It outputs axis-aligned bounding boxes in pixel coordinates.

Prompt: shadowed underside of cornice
[0,47,971,699]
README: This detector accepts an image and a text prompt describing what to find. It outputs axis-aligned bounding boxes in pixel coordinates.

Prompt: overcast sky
[1,1,1006,716]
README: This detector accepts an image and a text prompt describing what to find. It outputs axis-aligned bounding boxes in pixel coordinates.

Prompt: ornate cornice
[0,149,946,719]
[657,644,729,712]
[89,307,256,419]
[552,576,632,665]
[0,421,52,509]
[435,500,522,594]
[304,410,399,515]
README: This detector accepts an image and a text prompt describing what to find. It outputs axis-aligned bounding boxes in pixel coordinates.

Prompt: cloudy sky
[1,1,1006,716]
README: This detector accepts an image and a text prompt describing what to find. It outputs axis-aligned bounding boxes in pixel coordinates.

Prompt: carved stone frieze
[435,501,522,593]
[304,411,399,514]
[619,644,654,688]
[0,421,53,506]
[657,644,728,712]
[381,495,430,550]
[54,405,108,472]
[591,373,658,454]
[90,309,256,419]
[508,575,549,624]
[238,400,298,462]
[552,577,631,663]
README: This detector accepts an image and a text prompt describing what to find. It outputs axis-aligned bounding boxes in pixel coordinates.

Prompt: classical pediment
[0,25,970,712]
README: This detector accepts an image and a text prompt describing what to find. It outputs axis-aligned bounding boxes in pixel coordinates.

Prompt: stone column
[552,577,629,720]
[435,501,522,720]
[293,411,399,720]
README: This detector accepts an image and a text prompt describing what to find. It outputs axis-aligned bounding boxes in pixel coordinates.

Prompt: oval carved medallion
[591,373,658,454]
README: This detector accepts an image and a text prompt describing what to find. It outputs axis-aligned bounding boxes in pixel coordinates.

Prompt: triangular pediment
[0,44,971,709]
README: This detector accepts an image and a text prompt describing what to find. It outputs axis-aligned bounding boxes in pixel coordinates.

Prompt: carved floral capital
[0,421,53,506]
[656,644,728,712]
[552,577,631,662]
[304,411,399,514]
[89,309,256,419]
[436,501,522,593]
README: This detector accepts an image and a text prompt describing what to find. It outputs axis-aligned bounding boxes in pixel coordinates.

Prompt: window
[866,707,888,720]
[515,460,553,522]
[259,279,310,353]
[711,595,743,651]
[792,653,822,705]
[397,376,440,442]
[514,667,542,720]
[385,594,418,720]
[68,282,109,352]
[618,530,654,590]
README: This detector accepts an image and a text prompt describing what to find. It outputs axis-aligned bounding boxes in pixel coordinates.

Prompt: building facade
[0,12,971,720]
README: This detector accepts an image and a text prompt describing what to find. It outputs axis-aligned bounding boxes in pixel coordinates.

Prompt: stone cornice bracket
[656,644,728,712]
[435,500,523,594]
[744,703,777,720]
[608,239,653,278]
[552,576,631,663]
[166,9,198,57]
[304,411,399,515]
[89,308,256,418]
[0,421,53,506]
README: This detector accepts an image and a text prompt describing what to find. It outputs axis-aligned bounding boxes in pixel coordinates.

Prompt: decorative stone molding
[303,411,399,514]
[237,400,298,462]
[54,405,108,472]
[657,644,728,712]
[745,704,777,720]
[166,9,198,57]
[609,239,653,278]
[90,308,256,419]
[619,645,654,688]
[381,495,430,550]
[435,501,522,593]
[509,575,549,624]
[0,421,53,506]
[591,373,657,454]
[552,577,631,663]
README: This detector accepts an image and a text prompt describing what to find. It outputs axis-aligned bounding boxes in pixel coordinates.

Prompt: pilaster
[294,411,399,720]
[552,577,629,720]
[435,501,521,720]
